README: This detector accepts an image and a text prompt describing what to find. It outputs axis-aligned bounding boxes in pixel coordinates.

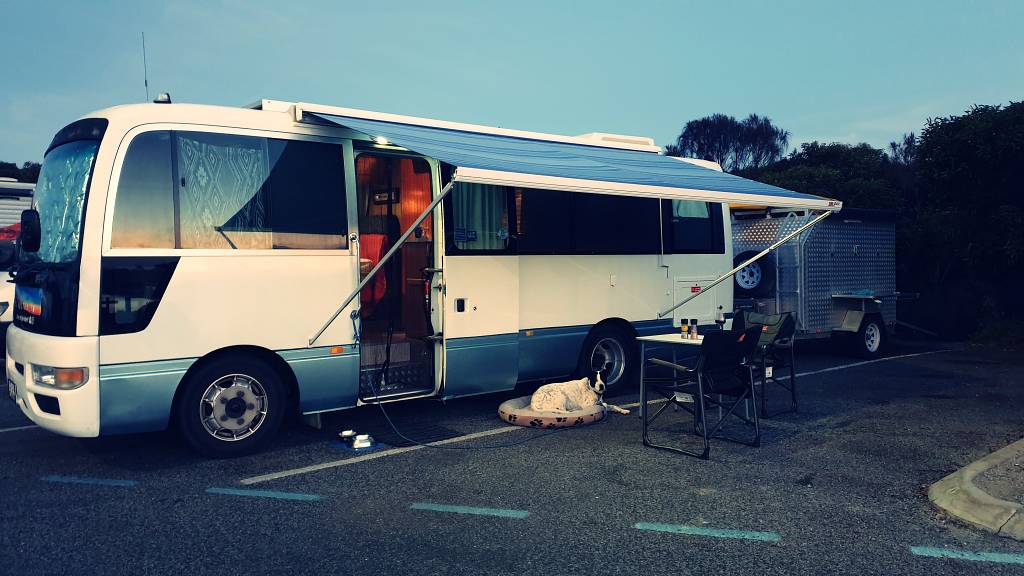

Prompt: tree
[738,141,900,209]
[666,113,789,172]
[887,132,916,166]
[0,161,41,183]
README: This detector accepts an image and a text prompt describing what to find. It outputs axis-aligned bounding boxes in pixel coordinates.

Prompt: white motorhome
[6,99,840,456]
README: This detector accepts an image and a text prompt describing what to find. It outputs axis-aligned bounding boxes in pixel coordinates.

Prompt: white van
[6,99,840,456]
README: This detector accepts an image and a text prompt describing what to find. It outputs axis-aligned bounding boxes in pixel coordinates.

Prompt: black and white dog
[529,373,630,414]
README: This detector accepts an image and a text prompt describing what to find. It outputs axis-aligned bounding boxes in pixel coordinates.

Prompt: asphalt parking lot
[2,339,1023,575]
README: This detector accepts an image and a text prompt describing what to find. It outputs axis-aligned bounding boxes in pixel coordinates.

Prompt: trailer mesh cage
[732,210,896,335]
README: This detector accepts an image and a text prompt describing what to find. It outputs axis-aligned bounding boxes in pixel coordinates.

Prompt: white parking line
[242,348,955,484]
[240,425,524,485]
[0,424,38,434]
[769,349,954,381]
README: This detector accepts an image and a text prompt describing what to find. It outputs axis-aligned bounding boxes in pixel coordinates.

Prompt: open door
[355,152,441,400]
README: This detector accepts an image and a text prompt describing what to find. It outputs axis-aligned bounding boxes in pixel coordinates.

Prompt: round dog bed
[498,395,606,429]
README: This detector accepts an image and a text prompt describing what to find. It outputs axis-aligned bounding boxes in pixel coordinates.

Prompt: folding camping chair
[641,326,762,460]
[753,312,797,417]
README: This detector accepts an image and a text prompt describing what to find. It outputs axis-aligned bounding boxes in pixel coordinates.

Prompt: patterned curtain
[176,133,270,249]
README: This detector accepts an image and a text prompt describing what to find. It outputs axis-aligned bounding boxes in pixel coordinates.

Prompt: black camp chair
[755,313,797,417]
[641,326,762,459]
[734,310,798,417]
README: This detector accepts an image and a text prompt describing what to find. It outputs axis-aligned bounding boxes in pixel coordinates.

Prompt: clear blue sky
[2,0,1022,164]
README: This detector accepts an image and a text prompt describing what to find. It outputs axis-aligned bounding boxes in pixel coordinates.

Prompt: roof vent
[153,93,172,104]
[576,132,656,147]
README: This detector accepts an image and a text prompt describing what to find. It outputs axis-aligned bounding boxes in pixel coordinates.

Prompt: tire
[852,316,886,359]
[175,355,286,458]
[733,251,775,297]
[576,325,638,392]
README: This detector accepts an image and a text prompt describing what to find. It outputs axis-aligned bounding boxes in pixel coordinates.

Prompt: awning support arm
[308,180,456,346]
[657,210,832,319]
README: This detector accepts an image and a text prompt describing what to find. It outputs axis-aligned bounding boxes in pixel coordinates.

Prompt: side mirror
[20,209,40,253]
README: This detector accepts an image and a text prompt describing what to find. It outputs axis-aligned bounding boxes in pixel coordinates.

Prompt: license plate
[7,378,16,402]
[765,366,774,378]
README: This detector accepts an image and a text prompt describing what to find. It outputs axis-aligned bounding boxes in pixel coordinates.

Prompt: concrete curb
[929,438,1024,541]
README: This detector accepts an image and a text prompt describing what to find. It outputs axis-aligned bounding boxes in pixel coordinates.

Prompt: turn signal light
[32,365,89,390]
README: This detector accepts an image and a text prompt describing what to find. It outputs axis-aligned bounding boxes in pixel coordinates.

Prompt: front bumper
[6,325,100,437]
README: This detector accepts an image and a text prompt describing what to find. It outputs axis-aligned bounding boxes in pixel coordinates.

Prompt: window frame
[660,200,726,255]
[442,182,517,256]
[103,124,356,257]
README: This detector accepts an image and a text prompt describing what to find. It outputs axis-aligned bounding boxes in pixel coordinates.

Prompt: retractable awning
[302,109,842,212]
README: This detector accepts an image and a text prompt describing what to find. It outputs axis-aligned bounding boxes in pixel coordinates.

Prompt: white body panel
[7,326,101,436]
[98,254,356,365]
[444,256,519,338]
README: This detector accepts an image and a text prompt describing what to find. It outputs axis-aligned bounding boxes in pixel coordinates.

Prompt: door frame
[350,146,444,399]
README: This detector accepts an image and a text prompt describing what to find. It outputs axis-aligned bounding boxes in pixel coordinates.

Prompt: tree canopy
[0,161,40,183]
[665,113,789,172]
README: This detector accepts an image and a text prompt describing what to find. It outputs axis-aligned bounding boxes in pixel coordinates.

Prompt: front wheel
[853,317,886,358]
[175,355,286,457]
[577,326,638,392]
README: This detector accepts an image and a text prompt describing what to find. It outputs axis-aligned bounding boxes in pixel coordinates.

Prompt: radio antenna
[141,32,150,102]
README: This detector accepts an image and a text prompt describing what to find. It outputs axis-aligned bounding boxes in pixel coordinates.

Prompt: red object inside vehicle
[0,223,20,242]
[360,233,390,317]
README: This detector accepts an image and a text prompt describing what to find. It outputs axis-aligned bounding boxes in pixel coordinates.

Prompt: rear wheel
[175,355,286,458]
[577,325,638,391]
[733,251,775,297]
[852,316,886,358]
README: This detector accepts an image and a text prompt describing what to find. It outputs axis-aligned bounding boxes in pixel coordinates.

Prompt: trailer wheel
[853,316,886,358]
[733,251,775,297]
[576,325,638,392]
[175,354,285,458]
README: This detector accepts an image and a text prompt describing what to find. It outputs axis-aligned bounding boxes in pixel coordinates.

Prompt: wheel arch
[170,345,300,424]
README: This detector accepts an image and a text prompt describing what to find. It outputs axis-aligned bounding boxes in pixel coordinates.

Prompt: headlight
[32,365,89,390]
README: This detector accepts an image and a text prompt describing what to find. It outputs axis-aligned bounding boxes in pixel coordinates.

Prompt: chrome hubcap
[736,262,762,289]
[864,323,881,353]
[590,337,626,388]
[200,374,268,442]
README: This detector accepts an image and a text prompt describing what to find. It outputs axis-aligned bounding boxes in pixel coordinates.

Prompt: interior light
[374,136,389,145]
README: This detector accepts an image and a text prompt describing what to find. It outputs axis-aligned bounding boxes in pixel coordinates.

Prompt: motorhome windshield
[30,139,100,264]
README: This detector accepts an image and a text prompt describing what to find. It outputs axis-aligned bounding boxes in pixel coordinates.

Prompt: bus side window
[111,131,175,248]
[446,183,510,253]
[662,200,725,254]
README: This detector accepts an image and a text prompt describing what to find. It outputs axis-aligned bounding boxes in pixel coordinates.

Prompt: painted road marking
[773,349,954,381]
[910,546,1024,565]
[411,502,529,519]
[240,426,522,485]
[634,522,780,542]
[619,349,955,410]
[242,349,954,484]
[42,475,138,487]
[0,424,39,433]
[206,487,322,501]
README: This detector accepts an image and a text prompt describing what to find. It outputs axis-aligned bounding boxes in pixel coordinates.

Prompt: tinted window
[663,200,725,254]
[515,188,572,255]
[111,131,175,248]
[266,139,348,249]
[99,257,178,335]
[572,194,660,254]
